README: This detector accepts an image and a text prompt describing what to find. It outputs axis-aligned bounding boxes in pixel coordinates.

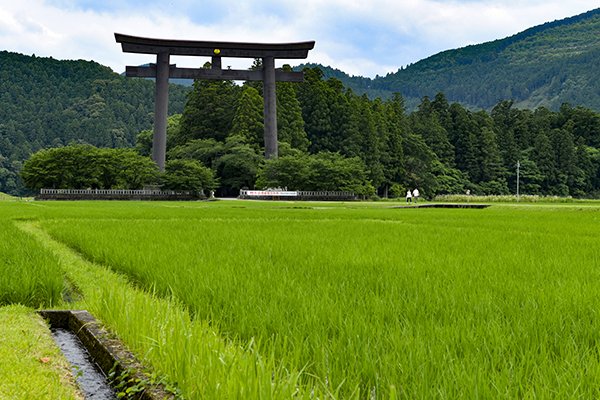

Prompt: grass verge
[0,304,83,399]
[434,194,583,203]
[0,192,15,201]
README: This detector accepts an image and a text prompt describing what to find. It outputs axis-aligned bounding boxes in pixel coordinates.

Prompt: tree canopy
[165,67,600,198]
[21,145,159,190]
[10,56,600,200]
[21,144,217,195]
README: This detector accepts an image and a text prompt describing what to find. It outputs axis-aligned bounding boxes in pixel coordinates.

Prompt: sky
[0,0,598,78]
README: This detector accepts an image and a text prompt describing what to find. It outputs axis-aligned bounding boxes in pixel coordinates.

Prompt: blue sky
[1,0,598,77]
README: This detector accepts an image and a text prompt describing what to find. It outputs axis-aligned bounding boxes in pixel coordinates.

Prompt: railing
[37,188,202,200]
[239,189,356,201]
[297,191,356,199]
[39,188,195,196]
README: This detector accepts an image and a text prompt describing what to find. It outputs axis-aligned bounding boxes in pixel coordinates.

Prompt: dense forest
[127,66,598,199]
[298,8,600,111]
[27,62,592,199]
[0,51,190,194]
[7,59,600,199]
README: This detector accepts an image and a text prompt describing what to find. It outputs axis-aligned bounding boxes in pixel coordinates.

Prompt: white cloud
[0,0,597,77]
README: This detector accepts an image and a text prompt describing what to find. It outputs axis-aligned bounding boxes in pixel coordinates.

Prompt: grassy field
[2,199,600,398]
[0,219,64,307]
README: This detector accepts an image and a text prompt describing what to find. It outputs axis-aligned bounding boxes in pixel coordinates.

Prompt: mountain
[0,51,190,194]
[297,8,600,111]
[293,63,392,100]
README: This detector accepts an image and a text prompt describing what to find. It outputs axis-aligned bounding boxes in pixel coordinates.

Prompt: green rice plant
[0,220,63,307]
[38,202,600,398]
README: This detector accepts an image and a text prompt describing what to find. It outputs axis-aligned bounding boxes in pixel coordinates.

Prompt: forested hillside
[128,67,600,199]
[0,51,190,194]
[298,8,600,111]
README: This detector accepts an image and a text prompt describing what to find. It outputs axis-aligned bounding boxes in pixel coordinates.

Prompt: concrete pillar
[153,51,170,171]
[262,56,278,159]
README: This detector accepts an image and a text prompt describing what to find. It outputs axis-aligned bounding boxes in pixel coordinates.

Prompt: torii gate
[115,33,315,171]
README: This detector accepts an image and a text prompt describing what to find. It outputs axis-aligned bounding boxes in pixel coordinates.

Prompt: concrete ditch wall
[38,310,174,400]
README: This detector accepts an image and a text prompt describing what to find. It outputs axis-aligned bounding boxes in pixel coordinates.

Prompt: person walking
[412,188,420,203]
[406,190,412,203]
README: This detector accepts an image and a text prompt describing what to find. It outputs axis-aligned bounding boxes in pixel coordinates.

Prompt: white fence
[38,188,200,200]
[39,188,194,196]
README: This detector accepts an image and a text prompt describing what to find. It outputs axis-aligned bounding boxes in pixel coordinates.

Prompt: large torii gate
[115,33,315,171]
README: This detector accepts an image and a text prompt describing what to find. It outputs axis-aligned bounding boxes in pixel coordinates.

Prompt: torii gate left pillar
[262,56,277,161]
[115,33,315,171]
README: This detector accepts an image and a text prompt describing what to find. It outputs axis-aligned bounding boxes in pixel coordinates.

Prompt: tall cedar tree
[296,68,334,153]
[179,63,240,145]
[277,65,310,152]
[230,85,264,151]
[411,96,455,167]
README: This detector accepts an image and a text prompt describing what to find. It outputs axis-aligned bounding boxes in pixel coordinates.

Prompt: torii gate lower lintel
[115,33,315,171]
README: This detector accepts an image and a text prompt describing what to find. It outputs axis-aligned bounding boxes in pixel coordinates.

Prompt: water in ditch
[51,328,116,399]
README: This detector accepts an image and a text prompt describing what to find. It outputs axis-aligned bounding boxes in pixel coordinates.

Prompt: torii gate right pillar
[153,51,170,171]
[263,56,277,159]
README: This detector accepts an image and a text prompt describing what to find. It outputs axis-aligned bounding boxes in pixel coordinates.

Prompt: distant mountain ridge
[297,8,600,111]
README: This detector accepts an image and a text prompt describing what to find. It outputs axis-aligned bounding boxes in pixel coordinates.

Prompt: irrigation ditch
[38,310,175,400]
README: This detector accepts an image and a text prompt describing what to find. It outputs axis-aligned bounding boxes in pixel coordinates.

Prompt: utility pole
[516,160,520,202]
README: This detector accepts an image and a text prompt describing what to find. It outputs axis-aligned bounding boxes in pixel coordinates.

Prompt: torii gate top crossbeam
[116,33,315,170]
[115,33,315,59]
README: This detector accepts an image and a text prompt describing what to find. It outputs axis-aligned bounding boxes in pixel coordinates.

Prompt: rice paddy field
[0,215,63,308]
[1,199,600,399]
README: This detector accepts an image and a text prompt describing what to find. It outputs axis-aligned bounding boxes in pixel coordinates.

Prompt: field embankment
[0,192,15,200]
